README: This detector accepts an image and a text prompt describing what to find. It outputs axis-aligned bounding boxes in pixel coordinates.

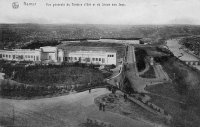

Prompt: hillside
[179,36,200,56]
[1,24,200,49]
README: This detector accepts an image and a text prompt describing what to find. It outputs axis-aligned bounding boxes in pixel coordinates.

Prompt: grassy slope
[95,93,168,126]
[145,57,200,127]
[15,66,106,86]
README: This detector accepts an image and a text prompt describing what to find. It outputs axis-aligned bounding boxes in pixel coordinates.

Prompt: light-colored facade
[0,46,64,63]
[0,46,116,65]
[40,46,58,62]
[66,51,117,65]
[0,49,41,62]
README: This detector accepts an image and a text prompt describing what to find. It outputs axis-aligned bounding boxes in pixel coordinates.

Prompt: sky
[0,0,200,25]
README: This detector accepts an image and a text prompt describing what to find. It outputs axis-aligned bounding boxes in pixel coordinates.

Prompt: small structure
[40,46,64,63]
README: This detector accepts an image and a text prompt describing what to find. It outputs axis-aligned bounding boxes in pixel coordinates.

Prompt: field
[145,56,200,127]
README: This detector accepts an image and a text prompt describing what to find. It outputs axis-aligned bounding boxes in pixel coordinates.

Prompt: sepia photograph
[0,0,200,127]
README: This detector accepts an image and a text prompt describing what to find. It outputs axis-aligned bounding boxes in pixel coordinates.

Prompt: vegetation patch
[180,36,200,56]
[15,66,106,86]
[140,66,156,78]
[0,64,111,99]
[135,48,147,72]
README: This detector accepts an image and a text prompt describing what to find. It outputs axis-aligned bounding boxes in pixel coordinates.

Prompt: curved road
[0,88,153,127]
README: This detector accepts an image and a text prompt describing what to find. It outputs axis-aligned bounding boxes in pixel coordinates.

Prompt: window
[13,55,15,59]
[28,55,30,58]
[0,54,2,58]
[92,58,95,61]
[3,54,5,57]
[96,58,98,61]
[6,55,8,58]
[9,55,11,58]
[99,58,101,61]
[31,56,33,58]
[75,57,77,60]
[108,55,114,57]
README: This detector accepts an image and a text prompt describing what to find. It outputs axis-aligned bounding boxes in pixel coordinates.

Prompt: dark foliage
[135,48,147,71]
[21,40,61,49]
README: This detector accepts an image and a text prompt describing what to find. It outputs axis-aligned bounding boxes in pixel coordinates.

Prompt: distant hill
[1,24,200,49]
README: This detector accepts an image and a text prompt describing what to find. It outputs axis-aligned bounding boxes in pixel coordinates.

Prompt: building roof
[57,45,116,54]
[40,46,57,52]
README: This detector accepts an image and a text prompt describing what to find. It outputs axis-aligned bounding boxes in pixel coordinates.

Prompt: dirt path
[0,88,152,127]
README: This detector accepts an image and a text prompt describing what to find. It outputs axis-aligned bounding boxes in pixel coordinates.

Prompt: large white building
[67,51,117,65]
[0,46,116,65]
[0,46,64,63]
[0,49,41,62]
